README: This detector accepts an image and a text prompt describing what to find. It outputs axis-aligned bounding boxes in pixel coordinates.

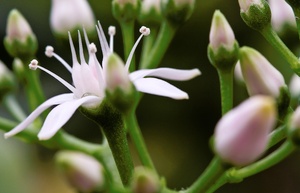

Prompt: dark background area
[0,0,299,192]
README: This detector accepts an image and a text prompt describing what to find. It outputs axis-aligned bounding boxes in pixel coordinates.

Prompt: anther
[108,26,116,36]
[139,26,150,36]
[45,46,54,57]
[89,43,97,53]
[29,59,38,70]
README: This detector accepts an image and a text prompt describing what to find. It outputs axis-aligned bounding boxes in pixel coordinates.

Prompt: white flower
[5,22,200,140]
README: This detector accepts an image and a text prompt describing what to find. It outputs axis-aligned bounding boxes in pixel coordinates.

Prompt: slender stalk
[184,157,225,193]
[260,25,300,74]
[217,69,234,115]
[120,21,135,72]
[140,21,177,69]
[125,110,157,174]
[267,125,287,148]
[3,94,26,122]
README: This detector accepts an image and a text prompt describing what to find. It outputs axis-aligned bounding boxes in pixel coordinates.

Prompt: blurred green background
[0,0,300,192]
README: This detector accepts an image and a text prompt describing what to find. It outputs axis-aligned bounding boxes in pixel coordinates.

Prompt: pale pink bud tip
[140,26,150,36]
[45,46,54,57]
[108,26,116,36]
[29,59,38,70]
[214,95,276,166]
[290,106,300,130]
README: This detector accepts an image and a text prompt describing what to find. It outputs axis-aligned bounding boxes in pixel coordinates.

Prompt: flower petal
[133,78,189,99]
[37,95,100,140]
[129,68,201,81]
[4,93,74,138]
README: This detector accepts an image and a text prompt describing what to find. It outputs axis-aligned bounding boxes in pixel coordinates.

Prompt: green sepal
[3,34,38,61]
[161,0,195,27]
[240,0,271,31]
[208,41,239,72]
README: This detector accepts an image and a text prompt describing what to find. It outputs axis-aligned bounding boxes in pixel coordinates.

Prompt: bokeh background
[0,0,300,192]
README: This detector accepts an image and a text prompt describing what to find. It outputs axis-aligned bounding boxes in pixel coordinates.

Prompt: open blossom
[4,22,200,140]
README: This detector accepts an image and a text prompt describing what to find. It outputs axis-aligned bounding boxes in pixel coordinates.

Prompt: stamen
[45,46,72,73]
[125,26,151,70]
[68,32,79,65]
[29,59,38,70]
[89,43,97,53]
[108,26,116,52]
[29,59,76,93]
[45,46,54,57]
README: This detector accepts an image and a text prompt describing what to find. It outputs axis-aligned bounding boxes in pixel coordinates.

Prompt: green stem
[184,157,225,193]
[260,25,300,74]
[3,94,26,122]
[120,21,135,72]
[140,21,177,69]
[267,125,287,148]
[217,69,234,115]
[125,110,157,173]
[292,8,300,40]
[232,141,295,179]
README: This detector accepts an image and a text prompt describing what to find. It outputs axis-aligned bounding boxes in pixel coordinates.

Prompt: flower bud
[161,0,195,26]
[238,0,271,31]
[288,106,300,145]
[131,167,160,193]
[269,0,296,33]
[4,9,38,60]
[138,0,163,26]
[50,0,96,38]
[239,46,286,98]
[0,60,16,98]
[112,0,140,22]
[234,61,244,83]
[105,53,137,112]
[285,0,300,11]
[208,10,239,71]
[55,151,104,192]
[214,95,277,166]
[289,74,300,98]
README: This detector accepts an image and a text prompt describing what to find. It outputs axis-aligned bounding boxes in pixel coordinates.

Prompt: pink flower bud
[50,0,95,35]
[209,10,235,52]
[214,95,276,166]
[269,0,296,32]
[289,74,300,98]
[239,46,286,97]
[55,151,104,192]
[290,106,300,130]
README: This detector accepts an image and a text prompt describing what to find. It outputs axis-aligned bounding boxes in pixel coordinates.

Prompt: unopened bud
[214,95,277,166]
[289,74,300,98]
[208,10,239,71]
[112,0,140,22]
[105,53,137,112]
[50,0,96,38]
[139,0,163,26]
[4,9,38,60]
[55,151,104,192]
[131,167,160,193]
[269,0,296,33]
[161,0,195,26]
[238,0,271,31]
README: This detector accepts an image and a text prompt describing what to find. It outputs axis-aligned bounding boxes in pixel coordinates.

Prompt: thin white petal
[133,78,189,100]
[4,93,74,138]
[38,95,100,140]
[129,68,201,81]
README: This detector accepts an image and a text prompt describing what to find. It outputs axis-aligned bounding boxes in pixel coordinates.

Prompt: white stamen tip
[89,43,97,53]
[45,46,54,57]
[29,59,38,70]
[140,26,150,36]
[108,26,116,36]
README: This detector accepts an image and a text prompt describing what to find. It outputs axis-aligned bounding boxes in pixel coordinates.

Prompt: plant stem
[140,21,177,69]
[120,21,135,72]
[267,125,287,148]
[217,69,234,115]
[3,94,26,122]
[125,110,157,174]
[184,157,225,193]
[260,25,300,74]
